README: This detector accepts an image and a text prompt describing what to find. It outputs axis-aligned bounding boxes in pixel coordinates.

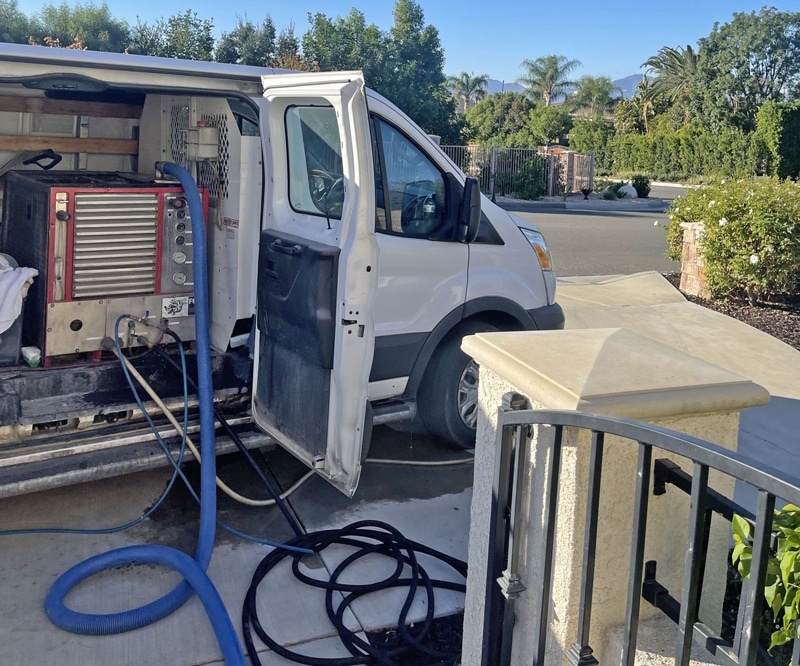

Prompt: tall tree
[216,15,276,66]
[302,10,386,87]
[642,45,697,102]
[0,0,41,44]
[272,23,317,71]
[162,11,214,61]
[642,44,697,124]
[517,54,581,106]
[129,10,214,60]
[447,72,489,113]
[525,105,573,145]
[36,2,130,52]
[572,75,623,116]
[693,7,800,131]
[382,0,460,142]
[464,92,534,144]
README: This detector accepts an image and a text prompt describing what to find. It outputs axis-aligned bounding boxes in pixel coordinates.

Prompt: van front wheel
[419,322,497,449]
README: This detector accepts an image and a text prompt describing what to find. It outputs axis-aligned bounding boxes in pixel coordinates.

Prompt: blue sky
[19,0,799,82]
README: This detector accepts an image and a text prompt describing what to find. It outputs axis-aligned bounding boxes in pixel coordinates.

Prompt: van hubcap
[457,360,480,429]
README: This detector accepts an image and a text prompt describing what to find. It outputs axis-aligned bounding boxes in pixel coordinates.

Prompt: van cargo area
[0,44,563,498]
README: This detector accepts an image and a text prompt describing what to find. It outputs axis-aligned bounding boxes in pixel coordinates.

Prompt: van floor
[0,425,472,665]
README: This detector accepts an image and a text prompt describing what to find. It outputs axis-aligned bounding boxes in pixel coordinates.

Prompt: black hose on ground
[242,520,467,666]
[154,334,305,538]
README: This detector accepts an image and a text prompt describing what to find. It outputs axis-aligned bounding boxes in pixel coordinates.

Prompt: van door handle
[270,240,302,255]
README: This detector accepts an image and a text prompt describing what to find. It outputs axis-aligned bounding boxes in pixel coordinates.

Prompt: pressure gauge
[172,271,187,286]
[172,251,187,264]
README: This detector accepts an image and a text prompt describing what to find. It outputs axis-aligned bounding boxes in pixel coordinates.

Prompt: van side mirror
[458,177,481,243]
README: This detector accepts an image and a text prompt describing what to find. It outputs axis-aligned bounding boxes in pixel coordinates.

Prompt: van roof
[0,43,293,93]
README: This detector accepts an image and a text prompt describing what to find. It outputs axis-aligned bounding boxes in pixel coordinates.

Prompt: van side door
[253,72,378,496]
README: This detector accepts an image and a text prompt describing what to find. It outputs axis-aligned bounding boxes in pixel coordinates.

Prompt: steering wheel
[401,194,427,223]
[310,169,344,217]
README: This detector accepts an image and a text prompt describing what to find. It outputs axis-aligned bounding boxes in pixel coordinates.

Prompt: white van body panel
[465,199,550,311]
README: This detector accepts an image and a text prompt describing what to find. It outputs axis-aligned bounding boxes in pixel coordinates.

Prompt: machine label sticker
[162,296,190,317]
[223,217,239,228]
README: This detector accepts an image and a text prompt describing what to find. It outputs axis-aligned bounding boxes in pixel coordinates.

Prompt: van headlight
[519,227,553,270]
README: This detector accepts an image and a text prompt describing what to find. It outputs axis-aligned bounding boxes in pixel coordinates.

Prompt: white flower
[719,218,727,226]
[721,179,726,184]
[708,200,716,207]
[749,254,759,265]
[788,225,795,234]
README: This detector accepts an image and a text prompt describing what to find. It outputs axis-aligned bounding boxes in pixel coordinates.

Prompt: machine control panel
[160,194,196,293]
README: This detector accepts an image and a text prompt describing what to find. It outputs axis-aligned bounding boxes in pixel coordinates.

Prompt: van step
[0,416,274,499]
[371,400,416,425]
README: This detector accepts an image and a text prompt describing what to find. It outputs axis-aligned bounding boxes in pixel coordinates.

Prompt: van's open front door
[253,72,378,496]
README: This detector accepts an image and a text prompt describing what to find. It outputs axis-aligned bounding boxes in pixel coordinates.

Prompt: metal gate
[441,145,594,200]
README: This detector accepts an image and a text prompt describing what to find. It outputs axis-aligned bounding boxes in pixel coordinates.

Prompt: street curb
[496,199,669,213]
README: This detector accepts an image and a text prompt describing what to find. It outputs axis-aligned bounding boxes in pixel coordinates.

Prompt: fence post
[459,328,769,665]
[588,153,595,192]
[490,146,497,202]
[547,152,556,197]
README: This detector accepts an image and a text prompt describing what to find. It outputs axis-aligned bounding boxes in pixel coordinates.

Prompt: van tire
[418,321,498,449]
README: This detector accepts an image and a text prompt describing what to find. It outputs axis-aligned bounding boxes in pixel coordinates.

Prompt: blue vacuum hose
[44,163,246,665]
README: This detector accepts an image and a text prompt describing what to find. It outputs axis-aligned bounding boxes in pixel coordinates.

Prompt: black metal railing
[480,407,800,666]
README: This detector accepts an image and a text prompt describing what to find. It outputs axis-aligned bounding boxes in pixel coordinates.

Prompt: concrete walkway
[558,271,800,508]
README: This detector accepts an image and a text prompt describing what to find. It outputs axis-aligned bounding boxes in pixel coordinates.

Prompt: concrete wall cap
[462,328,770,420]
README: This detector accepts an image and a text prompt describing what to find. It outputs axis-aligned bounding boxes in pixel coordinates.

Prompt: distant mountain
[487,79,525,94]
[613,74,645,99]
[482,74,643,100]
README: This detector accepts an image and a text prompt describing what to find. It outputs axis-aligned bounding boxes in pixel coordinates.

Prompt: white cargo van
[0,44,562,495]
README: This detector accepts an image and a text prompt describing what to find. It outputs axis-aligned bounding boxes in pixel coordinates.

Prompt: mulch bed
[664,273,800,352]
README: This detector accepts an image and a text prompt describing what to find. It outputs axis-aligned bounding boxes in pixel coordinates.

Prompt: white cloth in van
[0,255,37,334]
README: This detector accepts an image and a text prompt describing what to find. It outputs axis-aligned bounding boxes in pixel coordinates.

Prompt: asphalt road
[503,183,685,277]
[512,206,680,277]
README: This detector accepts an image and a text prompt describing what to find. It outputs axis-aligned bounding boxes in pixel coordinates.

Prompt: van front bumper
[527,302,565,330]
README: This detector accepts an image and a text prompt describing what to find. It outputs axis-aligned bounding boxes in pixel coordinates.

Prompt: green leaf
[769,628,792,653]
[738,550,752,579]
[732,514,752,541]
[781,551,798,589]
[732,540,748,564]
[765,577,784,614]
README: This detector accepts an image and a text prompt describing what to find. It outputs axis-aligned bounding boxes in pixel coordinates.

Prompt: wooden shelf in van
[0,95,142,119]
[0,135,138,155]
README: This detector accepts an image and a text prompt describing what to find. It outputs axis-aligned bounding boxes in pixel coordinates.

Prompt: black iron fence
[440,145,594,200]
[481,408,800,666]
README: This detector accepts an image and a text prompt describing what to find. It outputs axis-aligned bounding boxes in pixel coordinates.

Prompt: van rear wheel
[419,322,497,449]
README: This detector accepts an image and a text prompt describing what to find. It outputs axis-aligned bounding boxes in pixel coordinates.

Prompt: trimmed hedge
[755,101,800,179]
[606,124,762,178]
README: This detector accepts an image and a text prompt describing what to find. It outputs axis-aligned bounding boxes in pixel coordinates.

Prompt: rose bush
[665,178,800,304]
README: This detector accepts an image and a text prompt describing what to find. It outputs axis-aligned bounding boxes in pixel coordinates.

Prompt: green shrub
[732,505,800,654]
[601,189,617,200]
[496,163,546,200]
[664,177,800,302]
[609,181,626,195]
[593,177,612,193]
[631,174,651,198]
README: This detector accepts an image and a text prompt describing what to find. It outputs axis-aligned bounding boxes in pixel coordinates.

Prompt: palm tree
[635,76,658,134]
[447,72,489,113]
[572,75,623,116]
[517,55,581,106]
[642,45,697,123]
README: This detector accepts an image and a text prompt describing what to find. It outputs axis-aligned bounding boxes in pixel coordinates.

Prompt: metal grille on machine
[71,193,158,298]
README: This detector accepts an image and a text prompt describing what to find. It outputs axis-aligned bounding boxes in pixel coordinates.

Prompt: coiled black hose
[242,520,467,666]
